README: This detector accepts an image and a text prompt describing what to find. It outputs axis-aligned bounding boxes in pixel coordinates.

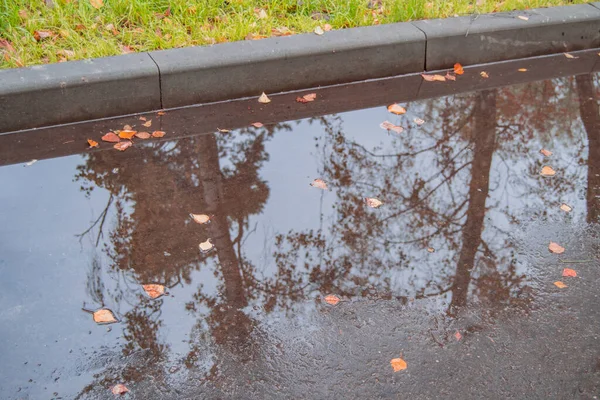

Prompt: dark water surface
[1,73,600,399]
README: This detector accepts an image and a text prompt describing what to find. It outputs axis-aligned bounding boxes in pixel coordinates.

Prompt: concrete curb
[1,3,599,133]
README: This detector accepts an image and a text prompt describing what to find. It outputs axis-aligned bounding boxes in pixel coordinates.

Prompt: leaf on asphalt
[480,71,489,78]
[87,139,99,148]
[135,131,151,139]
[314,26,324,35]
[414,117,425,125]
[101,132,120,143]
[387,103,406,115]
[114,141,132,151]
[518,68,528,72]
[422,74,446,82]
[560,203,572,213]
[111,384,129,395]
[142,284,166,299]
[251,122,264,128]
[554,281,567,289]
[296,93,317,103]
[142,120,152,127]
[564,53,578,59]
[380,121,404,134]
[453,63,464,75]
[123,125,133,130]
[562,268,577,277]
[33,30,54,41]
[324,294,340,305]
[445,72,456,81]
[323,23,333,31]
[310,178,328,190]
[90,0,103,9]
[517,15,529,21]
[540,166,556,176]
[199,239,214,253]
[152,131,166,138]
[454,331,462,341]
[190,213,211,224]
[258,92,271,104]
[92,309,118,324]
[540,148,552,157]
[365,197,383,208]
[118,130,137,139]
[549,242,565,254]
[427,247,435,253]
[390,358,407,372]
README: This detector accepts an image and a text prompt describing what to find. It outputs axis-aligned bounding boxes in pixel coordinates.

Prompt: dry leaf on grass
[480,71,489,78]
[118,130,137,140]
[142,284,166,299]
[540,149,552,157]
[310,178,328,190]
[314,26,324,35]
[390,358,407,372]
[152,131,166,138]
[254,8,267,19]
[518,68,528,72]
[190,213,211,224]
[365,197,383,208]
[87,139,98,148]
[135,132,151,139]
[549,242,565,254]
[251,122,264,128]
[453,63,464,75]
[272,27,293,36]
[142,120,152,127]
[324,294,340,305]
[258,92,271,104]
[323,24,333,31]
[564,53,578,59]
[387,103,406,114]
[92,309,118,324]
[540,166,556,176]
[114,141,132,151]
[199,239,214,253]
[560,203,572,213]
[554,281,567,288]
[296,93,317,103]
[380,121,403,134]
[90,0,104,9]
[33,30,54,41]
[101,132,120,143]
[111,384,129,395]
[422,74,446,82]
[562,268,577,277]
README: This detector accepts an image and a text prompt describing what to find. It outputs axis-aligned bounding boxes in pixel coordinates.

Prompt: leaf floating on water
[540,166,556,176]
[540,148,552,157]
[190,213,211,224]
[380,121,404,134]
[199,239,214,253]
[549,242,565,254]
[387,103,406,115]
[324,294,340,305]
[114,141,132,151]
[427,247,435,253]
[453,63,464,75]
[560,203,572,213]
[142,284,166,299]
[314,26,324,35]
[102,132,120,143]
[365,197,383,208]
[152,131,166,138]
[135,131,151,139]
[517,15,529,21]
[142,120,152,127]
[390,358,407,372]
[414,118,425,125]
[454,331,462,341]
[518,68,528,72]
[92,309,118,324]
[118,130,137,140]
[111,384,129,395]
[562,268,577,277]
[480,71,489,78]
[258,92,271,104]
[310,178,328,190]
[296,93,317,103]
[554,281,567,289]
[251,122,264,128]
[564,53,578,59]
[421,74,446,82]
[87,139,99,148]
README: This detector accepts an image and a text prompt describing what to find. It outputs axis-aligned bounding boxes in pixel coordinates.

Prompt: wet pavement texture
[1,73,600,399]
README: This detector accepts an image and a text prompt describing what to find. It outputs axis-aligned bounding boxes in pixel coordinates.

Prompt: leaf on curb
[549,242,565,254]
[118,130,137,140]
[90,0,104,9]
[324,294,340,305]
[142,284,166,299]
[199,239,214,253]
[560,203,572,213]
[101,132,120,143]
[387,103,406,115]
[562,268,577,277]
[296,93,317,103]
[390,358,407,372]
[258,92,271,103]
[92,309,118,324]
[251,122,264,128]
[365,197,383,208]
[190,213,211,224]
[480,71,489,78]
[421,74,446,82]
[310,178,328,190]
[453,63,464,75]
[540,166,556,176]
[152,131,166,138]
[380,121,403,134]
[540,148,552,157]
[111,384,129,395]
[135,132,151,139]
[564,53,578,59]
[314,26,324,35]
[554,281,567,289]
[87,139,99,148]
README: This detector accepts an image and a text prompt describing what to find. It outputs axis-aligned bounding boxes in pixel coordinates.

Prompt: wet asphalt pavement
[1,71,600,399]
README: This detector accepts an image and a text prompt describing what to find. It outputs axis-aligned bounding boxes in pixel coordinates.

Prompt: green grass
[0,0,590,69]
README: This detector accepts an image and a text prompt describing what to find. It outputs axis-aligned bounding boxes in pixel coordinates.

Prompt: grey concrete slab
[413,4,600,71]
[0,53,161,133]
[590,2,600,11]
[149,22,425,108]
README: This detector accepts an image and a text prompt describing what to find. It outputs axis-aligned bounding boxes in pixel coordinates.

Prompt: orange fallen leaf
[118,130,137,139]
[380,121,404,134]
[157,111,166,116]
[324,294,340,305]
[314,26,324,35]
[296,93,317,103]
[562,268,577,277]
[101,132,120,143]
[142,120,152,127]
[199,239,214,253]
[445,72,456,81]
[517,15,529,21]
[111,384,129,395]
[480,71,489,78]
[560,203,572,213]
[518,68,528,72]
[414,118,425,125]
[135,131,151,139]
[152,131,166,138]
[564,53,578,59]
[92,309,118,324]
[540,149,552,157]
[554,281,567,289]
[251,122,264,128]
[310,178,328,190]
[387,103,406,115]
[87,139,99,148]
[33,30,54,41]
[90,0,104,9]
[421,74,446,82]
[540,166,556,176]
[258,92,271,104]
[453,63,464,75]
[427,247,435,253]
[142,284,166,299]
[190,213,211,224]
[365,197,383,208]
[114,141,132,151]
[549,242,565,254]
[323,23,333,31]
[454,331,462,341]
[390,358,407,372]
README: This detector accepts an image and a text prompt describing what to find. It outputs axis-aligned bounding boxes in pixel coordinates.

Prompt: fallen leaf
[251,122,264,128]
[87,139,99,148]
[554,281,567,289]
[57,49,75,58]
[142,120,152,127]
[453,63,464,75]
[480,71,489,78]
[33,30,54,41]
[324,294,340,305]
[118,130,137,139]
[120,45,134,54]
[549,242,565,254]
[272,27,293,36]
[111,384,129,395]
[421,74,446,82]
[564,53,578,59]
[414,118,425,125]
[454,331,462,341]
[190,213,211,224]
[135,131,151,139]
[101,132,120,143]
[427,247,435,253]
[138,116,147,121]
[518,68,528,72]
[93,309,118,324]
[90,0,103,9]
[157,111,166,116]
[114,141,132,151]
[562,268,577,277]
[517,15,529,21]
[245,33,268,40]
[445,72,456,81]
[199,239,214,253]
[18,9,28,18]
[390,358,407,372]
[380,121,404,134]
[540,166,556,176]
[540,148,552,157]
[323,23,333,31]
[152,131,166,138]
[296,93,317,103]
[560,203,572,213]
[123,124,132,130]
[217,128,230,133]
[255,8,267,19]
[258,92,271,104]
[314,26,324,35]
[310,178,328,190]
[365,197,383,208]
[387,103,406,115]
[142,284,166,299]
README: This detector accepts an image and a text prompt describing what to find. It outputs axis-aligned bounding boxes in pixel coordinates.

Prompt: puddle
[1,73,600,399]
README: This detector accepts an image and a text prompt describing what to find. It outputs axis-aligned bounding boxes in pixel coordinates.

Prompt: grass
[0,0,590,69]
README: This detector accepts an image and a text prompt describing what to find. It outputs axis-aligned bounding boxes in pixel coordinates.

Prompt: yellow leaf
[390,358,407,372]
[258,92,271,104]
[118,130,137,139]
[90,0,103,9]
[480,71,489,78]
